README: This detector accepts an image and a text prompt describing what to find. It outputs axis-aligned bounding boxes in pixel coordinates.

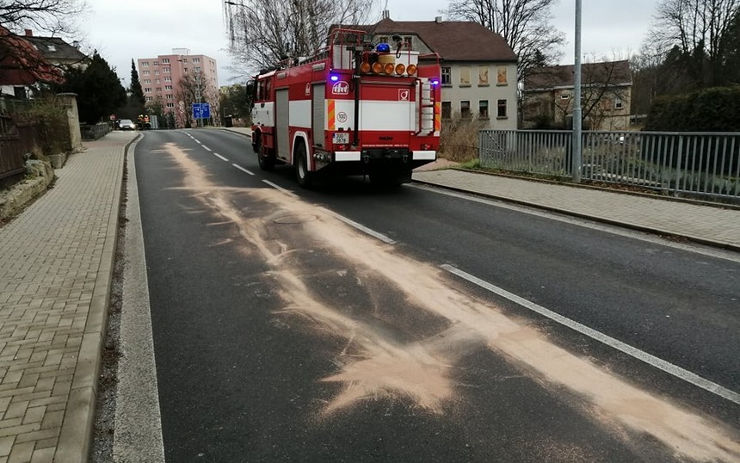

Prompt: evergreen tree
[56,51,126,124]
[130,59,145,107]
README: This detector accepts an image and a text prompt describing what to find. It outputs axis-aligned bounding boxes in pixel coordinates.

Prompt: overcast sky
[81,0,659,88]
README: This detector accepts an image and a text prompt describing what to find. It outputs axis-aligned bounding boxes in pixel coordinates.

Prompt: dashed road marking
[203,146,212,152]
[211,152,228,161]
[261,180,297,198]
[321,209,396,244]
[441,263,740,405]
[232,163,254,175]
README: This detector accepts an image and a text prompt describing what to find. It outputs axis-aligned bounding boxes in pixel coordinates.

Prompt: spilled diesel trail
[163,143,739,462]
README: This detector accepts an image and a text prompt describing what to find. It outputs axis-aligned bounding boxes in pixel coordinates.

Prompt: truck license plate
[332,132,350,144]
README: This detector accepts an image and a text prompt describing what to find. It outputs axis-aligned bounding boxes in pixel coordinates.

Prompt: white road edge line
[324,210,396,244]
[212,152,228,162]
[440,263,740,405]
[262,179,297,197]
[410,184,740,264]
[203,146,212,152]
[232,163,254,175]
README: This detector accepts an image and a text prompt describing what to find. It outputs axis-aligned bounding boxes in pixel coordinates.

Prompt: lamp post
[572,0,583,183]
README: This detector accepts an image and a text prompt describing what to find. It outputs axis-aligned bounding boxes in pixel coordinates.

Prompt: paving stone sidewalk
[0,131,136,463]
[413,169,740,250]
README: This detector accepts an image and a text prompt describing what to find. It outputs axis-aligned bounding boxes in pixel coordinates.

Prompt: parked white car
[119,119,136,130]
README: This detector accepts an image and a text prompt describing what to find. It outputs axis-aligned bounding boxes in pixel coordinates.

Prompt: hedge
[644,86,740,132]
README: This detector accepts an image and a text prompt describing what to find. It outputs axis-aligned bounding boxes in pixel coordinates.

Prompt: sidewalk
[413,168,740,251]
[0,131,136,463]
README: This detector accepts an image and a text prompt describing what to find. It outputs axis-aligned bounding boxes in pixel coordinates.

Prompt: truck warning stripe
[434,102,441,132]
[328,99,335,131]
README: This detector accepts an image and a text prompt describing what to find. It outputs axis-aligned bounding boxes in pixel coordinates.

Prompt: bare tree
[647,0,740,86]
[223,0,376,74]
[175,70,218,128]
[551,60,631,130]
[1,0,84,35]
[1,0,85,88]
[445,0,564,79]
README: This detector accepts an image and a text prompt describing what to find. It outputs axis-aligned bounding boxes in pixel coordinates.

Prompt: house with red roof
[333,13,518,128]
[0,28,84,99]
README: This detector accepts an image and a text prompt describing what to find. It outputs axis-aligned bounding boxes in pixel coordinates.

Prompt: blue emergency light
[376,43,391,53]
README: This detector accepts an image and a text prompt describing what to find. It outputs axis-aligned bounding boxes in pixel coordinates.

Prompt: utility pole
[572,0,582,183]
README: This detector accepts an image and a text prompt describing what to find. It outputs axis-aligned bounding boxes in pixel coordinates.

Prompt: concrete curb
[218,127,252,138]
[55,133,142,463]
[113,134,166,462]
[412,178,740,254]
[451,167,740,210]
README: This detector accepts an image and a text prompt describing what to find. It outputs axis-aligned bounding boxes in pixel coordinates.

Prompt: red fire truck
[250,28,441,187]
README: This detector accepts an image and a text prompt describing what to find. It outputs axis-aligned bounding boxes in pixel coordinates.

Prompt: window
[442,101,451,119]
[164,67,170,73]
[614,96,624,110]
[461,100,471,118]
[478,67,489,85]
[156,87,162,92]
[441,67,451,85]
[164,76,171,82]
[182,58,188,63]
[195,67,201,72]
[162,58,169,64]
[47,44,56,52]
[561,93,570,99]
[142,61,149,67]
[166,102,174,108]
[460,67,470,86]
[153,61,159,66]
[143,70,150,75]
[145,96,152,102]
[403,36,412,50]
[144,88,152,93]
[165,85,172,90]
[193,57,200,63]
[166,94,174,99]
[154,70,159,75]
[155,79,160,84]
[497,99,507,118]
[479,100,489,119]
[143,79,151,84]
[497,67,508,85]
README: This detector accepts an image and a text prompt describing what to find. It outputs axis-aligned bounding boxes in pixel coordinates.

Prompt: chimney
[24,29,33,37]
[382,10,390,19]
[435,16,442,23]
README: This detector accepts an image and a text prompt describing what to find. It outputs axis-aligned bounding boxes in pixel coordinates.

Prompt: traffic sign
[192,103,211,120]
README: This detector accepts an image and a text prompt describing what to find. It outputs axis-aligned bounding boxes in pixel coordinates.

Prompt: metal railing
[479,130,740,200]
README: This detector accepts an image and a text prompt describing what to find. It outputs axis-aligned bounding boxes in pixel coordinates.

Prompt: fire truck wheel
[257,151,275,171]
[295,143,313,188]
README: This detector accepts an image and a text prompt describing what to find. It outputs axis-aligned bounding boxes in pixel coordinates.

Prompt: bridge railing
[479,130,740,201]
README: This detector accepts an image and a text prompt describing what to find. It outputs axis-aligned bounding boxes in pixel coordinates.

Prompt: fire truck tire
[254,133,275,171]
[295,143,313,188]
[257,152,275,171]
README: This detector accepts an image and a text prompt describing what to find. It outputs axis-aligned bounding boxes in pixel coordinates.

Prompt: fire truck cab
[251,28,441,187]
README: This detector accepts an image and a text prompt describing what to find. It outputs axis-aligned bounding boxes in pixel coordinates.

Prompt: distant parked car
[119,119,136,130]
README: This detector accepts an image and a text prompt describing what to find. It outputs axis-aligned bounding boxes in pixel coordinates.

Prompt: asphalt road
[134,129,740,462]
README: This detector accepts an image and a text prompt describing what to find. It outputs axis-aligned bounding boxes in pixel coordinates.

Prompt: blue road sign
[192,103,211,120]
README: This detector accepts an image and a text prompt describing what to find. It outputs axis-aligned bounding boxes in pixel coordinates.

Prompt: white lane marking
[261,179,297,197]
[320,208,396,244]
[203,146,212,152]
[410,184,740,264]
[211,152,228,162]
[194,139,201,144]
[441,264,740,405]
[232,163,254,175]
